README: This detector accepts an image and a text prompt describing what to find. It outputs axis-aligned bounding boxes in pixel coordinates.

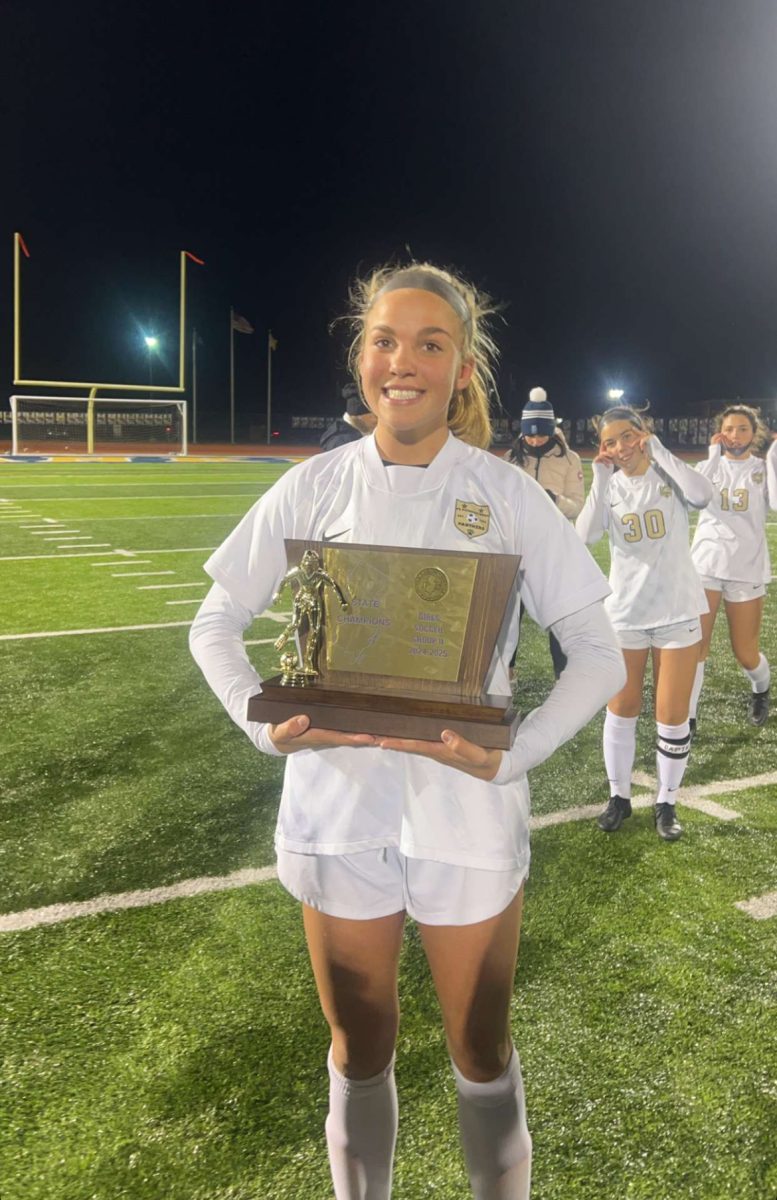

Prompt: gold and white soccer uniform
[190,432,624,905]
[691,440,777,599]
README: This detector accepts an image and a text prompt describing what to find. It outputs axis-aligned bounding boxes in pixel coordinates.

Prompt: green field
[1,458,775,1200]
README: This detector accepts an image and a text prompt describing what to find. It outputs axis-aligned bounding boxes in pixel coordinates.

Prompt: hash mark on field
[735,891,777,920]
[0,867,279,933]
[166,598,206,605]
[92,559,150,567]
[112,570,176,578]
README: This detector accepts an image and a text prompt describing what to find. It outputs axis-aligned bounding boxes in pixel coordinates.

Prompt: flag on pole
[268,331,278,351]
[231,311,254,334]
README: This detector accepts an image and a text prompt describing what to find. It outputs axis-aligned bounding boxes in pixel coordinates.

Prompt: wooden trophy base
[248,678,520,750]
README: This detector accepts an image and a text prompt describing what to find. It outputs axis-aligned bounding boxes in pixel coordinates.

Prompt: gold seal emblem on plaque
[454,499,490,539]
[414,566,450,603]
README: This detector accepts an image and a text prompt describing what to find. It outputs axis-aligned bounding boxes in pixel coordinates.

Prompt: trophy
[247,540,521,749]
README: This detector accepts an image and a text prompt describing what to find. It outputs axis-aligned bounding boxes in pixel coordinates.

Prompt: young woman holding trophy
[190,262,625,1199]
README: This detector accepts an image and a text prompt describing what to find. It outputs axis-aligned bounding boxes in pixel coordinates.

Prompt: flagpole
[192,326,198,445]
[266,330,272,445]
[229,308,235,445]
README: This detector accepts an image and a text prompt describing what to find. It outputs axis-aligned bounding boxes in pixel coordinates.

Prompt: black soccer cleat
[655,802,683,841]
[749,688,770,727]
[597,795,632,832]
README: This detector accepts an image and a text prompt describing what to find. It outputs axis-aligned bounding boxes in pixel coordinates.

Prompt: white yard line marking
[32,530,81,536]
[165,598,206,605]
[0,867,279,933]
[25,513,246,523]
[0,620,193,641]
[243,638,278,646]
[4,493,259,502]
[0,547,215,563]
[112,570,176,578]
[0,551,124,562]
[2,767,776,932]
[138,582,208,589]
[20,520,61,527]
[735,891,777,921]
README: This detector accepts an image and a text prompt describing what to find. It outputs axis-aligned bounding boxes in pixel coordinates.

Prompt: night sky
[4,0,777,437]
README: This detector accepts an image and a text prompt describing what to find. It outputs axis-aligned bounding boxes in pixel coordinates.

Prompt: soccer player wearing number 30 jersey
[576,405,713,841]
[690,405,777,729]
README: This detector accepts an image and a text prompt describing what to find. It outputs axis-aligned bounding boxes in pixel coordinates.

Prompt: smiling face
[720,412,755,458]
[599,419,649,476]
[359,288,474,461]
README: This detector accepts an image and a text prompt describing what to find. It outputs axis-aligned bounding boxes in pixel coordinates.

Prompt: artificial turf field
[1,457,775,1200]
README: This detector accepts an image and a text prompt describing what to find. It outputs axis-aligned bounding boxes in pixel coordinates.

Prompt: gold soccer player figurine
[273,549,349,683]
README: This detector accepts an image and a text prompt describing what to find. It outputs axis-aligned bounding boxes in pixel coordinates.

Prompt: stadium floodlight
[144,335,159,349]
[12,231,203,395]
[608,389,625,401]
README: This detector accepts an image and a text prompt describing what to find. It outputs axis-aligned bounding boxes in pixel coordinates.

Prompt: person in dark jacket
[506,388,586,678]
[320,383,378,451]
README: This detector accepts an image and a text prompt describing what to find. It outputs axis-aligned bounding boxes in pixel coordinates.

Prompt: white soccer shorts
[699,575,766,603]
[276,846,527,926]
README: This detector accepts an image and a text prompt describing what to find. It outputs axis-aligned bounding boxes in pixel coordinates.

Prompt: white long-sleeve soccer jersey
[197,433,613,872]
[576,437,711,630]
[691,442,777,585]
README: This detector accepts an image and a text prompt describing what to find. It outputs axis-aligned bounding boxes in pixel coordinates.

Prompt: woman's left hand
[376,729,502,781]
[637,431,654,454]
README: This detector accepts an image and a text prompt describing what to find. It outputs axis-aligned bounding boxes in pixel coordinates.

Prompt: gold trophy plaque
[247,540,521,749]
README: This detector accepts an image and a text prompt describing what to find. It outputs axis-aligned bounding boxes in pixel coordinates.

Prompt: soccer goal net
[10,395,188,456]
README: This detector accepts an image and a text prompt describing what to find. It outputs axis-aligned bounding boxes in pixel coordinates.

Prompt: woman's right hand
[269,713,377,754]
[593,450,615,468]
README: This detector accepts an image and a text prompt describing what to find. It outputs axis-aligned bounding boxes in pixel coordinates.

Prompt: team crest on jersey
[454,500,490,538]
[659,485,672,497]
[753,471,764,484]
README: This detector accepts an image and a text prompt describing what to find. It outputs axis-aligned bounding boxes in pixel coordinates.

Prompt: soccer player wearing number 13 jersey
[690,405,777,729]
[576,406,713,841]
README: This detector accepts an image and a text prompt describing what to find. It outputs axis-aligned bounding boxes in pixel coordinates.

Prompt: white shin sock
[603,710,638,799]
[655,720,691,806]
[452,1049,532,1200]
[743,653,770,694]
[325,1047,398,1200]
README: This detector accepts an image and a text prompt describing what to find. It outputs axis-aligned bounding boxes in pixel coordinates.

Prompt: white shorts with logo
[699,575,766,603]
[616,617,702,651]
[276,846,527,926]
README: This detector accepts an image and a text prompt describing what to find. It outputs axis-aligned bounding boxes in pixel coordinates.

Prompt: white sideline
[0,609,285,640]
[0,867,279,933]
[0,621,193,641]
[2,768,775,933]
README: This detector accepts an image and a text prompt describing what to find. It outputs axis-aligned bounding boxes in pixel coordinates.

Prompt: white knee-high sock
[689,662,705,718]
[656,721,691,806]
[603,711,638,799]
[743,653,770,694]
[452,1049,532,1200]
[325,1047,398,1200]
